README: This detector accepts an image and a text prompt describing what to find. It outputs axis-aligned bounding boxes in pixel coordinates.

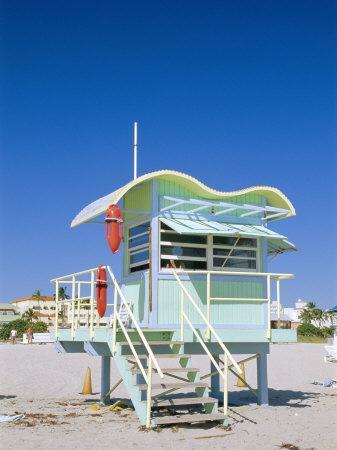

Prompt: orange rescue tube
[96,266,107,318]
[105,204,123,253]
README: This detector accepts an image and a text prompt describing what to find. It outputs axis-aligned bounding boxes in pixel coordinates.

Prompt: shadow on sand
[0,395,17,400]
[228,388,320,408]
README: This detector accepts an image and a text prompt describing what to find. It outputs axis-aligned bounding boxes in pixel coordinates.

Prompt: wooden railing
[51,265,164,428]
[172,269,294,339]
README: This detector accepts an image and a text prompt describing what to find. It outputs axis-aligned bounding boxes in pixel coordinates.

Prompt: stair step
[154,412,225,425]
[128,354,190,360]
[131,367,200,374]
[152,396,217,407]
[120,341,183,346]
[137,381,208,390]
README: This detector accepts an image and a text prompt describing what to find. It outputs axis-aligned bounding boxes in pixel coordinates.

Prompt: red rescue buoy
[96,266,107,318]
[105,204,123,253]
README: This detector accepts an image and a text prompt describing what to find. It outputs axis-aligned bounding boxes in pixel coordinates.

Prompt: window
[212,236,257,270]
[160,222,207,270]
[160,221,259,272]
[128,222,150,273]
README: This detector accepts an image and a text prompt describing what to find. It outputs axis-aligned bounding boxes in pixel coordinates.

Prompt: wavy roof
[71,170,296,227]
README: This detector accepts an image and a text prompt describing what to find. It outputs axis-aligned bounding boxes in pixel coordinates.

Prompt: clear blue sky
[1,0,336,308]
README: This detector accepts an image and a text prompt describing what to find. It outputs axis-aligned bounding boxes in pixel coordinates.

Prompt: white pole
[133,122,138,180]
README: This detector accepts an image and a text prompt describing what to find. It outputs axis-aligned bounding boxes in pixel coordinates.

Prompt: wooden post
[180,288,184,341]
[266,275,271,338]
[90,271,95,339]
[276,278,281,329]
[55,281,59,338]
[112,285,117,352]
[146,357,152,428]
[206,272,211,340]
[71,276,75,338]
[223,353,228,416]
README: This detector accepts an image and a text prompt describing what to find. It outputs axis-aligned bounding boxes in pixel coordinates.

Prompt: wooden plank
[137,381,208,390]
[152,396,217,407]
[120,341,183,346]
[131,367,199,374]
[127,354,190,360]
[154,412,225,425]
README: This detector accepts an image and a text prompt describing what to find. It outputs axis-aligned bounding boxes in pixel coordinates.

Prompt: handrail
[52,265,164,428]
[106,266,164,380]
[173,269,294,337]
[172,269,241,374]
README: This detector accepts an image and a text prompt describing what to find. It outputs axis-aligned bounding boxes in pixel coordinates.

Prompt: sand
[0,343,336,450]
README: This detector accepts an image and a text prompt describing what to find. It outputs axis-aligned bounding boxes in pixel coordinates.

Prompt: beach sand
[0,343,336,450]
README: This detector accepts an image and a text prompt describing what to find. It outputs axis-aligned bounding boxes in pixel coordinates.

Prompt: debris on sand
[0,414,25,423]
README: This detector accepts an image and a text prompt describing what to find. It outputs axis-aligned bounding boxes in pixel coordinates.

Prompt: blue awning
[160,218,297,255]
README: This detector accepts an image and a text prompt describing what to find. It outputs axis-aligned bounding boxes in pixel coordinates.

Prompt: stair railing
[172,268,242,416]
[52,265,164,428]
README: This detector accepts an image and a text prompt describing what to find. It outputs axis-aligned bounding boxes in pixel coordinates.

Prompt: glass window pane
[129,222,150,237]
[214,248,256,258]
[161,232,207,245]
[161,259,207,270]
[161,246,206,258]
[129,234,149,248]
[213,258,256,269]
[130,250,149,265]
[213,248,231,257]
[213,236,257,247]
[131,263,149,273]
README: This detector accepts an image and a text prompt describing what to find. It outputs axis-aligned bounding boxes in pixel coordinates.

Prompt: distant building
[0,303,20,325]
[283,298,308,328]
[10,296,56,327]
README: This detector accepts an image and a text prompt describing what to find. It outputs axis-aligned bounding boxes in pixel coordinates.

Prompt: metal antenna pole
[133,122,138,180]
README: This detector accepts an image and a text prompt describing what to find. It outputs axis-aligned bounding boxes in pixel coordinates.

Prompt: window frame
[159,220,260,273]
[127,220,151,274]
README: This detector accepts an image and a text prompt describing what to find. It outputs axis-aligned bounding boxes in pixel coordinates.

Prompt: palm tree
[299,308,312,324]
[32,289,41,298]
[58,287,70,300]
[22,308,38,323]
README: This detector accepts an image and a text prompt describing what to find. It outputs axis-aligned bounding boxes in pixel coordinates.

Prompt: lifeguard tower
[52,127,297,427]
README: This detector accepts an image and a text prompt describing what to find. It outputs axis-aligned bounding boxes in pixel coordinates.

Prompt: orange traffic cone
[236,363,247,388]
[82,367,93,395]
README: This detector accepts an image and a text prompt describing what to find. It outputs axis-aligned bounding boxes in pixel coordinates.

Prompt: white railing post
[55,281,59,339]
[71,276,75,338]
[223,353,228,416]
[266,274,271,338]
[90,270,95,339]
[146,357,152,428]
[206,272,211,340]
[180,287,184,341]
[76,282,81,329]
[112,285,117,353]
[276,278,281,328]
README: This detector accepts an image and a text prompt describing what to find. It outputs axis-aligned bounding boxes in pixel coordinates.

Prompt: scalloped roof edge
[71,170,296,227]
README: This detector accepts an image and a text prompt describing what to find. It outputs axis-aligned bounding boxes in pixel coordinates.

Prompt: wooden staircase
[112,338,226,427]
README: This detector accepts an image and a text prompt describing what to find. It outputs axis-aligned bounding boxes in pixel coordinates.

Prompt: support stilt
[210,354,221,401]
[257,352,269,405]
[100,356,111,405]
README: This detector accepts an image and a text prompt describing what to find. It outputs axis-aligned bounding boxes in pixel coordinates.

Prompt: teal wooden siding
[124,273,148,324]
[157,278,265,326]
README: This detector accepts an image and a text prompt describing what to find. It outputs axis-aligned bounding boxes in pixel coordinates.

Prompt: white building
[11,296,56,327]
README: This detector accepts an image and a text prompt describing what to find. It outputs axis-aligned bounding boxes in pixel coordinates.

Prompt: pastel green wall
[157,278,265,326]
[124,181,151,221]
[124,272,148,324]
[123,181,152,276]
[158,179,265,218]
